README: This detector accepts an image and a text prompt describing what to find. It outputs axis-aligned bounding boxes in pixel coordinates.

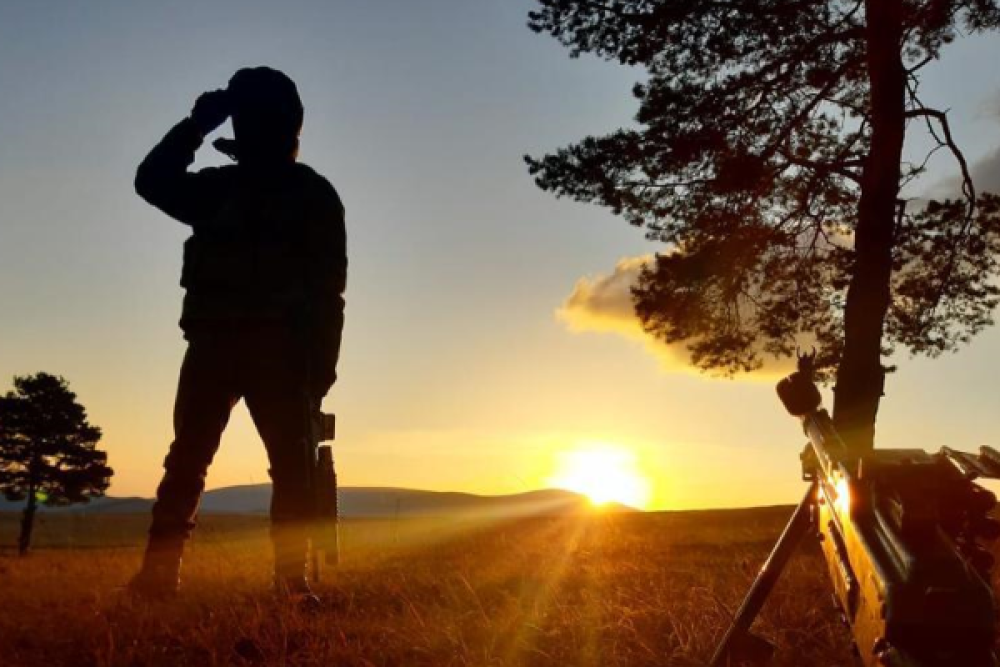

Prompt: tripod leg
[709,482,817,667]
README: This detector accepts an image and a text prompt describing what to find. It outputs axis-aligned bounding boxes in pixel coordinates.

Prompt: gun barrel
[802,409,851,478]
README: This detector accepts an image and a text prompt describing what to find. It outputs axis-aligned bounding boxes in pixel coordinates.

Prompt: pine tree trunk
[18,485,37,556]
[832,0,906,451]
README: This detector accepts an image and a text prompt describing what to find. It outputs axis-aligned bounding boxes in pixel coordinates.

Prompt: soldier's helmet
[227,67,304,162]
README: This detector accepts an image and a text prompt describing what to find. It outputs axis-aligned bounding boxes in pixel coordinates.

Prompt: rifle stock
[308,409,339,581]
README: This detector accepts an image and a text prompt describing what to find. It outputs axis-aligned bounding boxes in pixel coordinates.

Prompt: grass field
[0,507,891,666]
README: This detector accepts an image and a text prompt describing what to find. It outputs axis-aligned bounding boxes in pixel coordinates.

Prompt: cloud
[556,256,796,379]
[558,255,653,333]
[921,140,1000,201]
[969,147,1000,195]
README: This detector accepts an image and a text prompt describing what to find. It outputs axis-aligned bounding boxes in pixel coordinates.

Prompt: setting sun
[548,443,652,509]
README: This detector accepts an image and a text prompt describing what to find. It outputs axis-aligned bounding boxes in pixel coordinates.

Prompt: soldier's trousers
[148,324,315,548]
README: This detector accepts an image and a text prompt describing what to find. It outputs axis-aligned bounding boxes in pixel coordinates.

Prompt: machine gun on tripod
[711,353,1000,666]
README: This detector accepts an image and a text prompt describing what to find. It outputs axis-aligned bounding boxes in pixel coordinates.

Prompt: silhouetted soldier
[129,67,346,602]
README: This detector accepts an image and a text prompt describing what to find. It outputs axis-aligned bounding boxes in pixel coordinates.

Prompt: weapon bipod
[709,482,818,667]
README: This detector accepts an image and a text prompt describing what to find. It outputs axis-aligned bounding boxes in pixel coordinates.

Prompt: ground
[0,507,891,666]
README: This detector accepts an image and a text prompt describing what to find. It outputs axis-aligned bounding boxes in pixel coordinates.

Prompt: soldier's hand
[190,90,230,137]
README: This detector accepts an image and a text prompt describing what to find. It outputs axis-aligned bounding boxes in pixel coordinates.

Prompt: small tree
[0,373,112,554]
[526,0,1000,450]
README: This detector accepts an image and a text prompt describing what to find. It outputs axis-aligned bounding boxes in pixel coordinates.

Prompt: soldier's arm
[306,176,348,398]
[134,118,224,226]
[312,181,348,298]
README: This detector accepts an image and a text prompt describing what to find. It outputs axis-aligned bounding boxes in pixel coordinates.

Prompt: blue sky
[1,1,999,509]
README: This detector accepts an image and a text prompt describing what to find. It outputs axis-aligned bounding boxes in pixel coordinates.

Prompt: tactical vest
[178,166,339,332]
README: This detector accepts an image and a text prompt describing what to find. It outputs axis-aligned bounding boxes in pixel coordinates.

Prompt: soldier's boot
[272,524,321,610]
[128,537,184,600]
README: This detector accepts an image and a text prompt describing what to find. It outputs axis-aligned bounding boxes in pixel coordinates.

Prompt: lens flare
[834,476,851,515]
[548,443,651,509]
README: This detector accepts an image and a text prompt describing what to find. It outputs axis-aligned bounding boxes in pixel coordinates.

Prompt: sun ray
[500,512,591,663]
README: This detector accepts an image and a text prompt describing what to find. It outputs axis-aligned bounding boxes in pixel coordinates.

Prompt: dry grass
[0,507,867,666]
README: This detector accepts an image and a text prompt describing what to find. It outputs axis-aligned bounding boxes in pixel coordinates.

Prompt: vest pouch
[256,239,306,301]
[181,233,255,292]
[179,236,202,290]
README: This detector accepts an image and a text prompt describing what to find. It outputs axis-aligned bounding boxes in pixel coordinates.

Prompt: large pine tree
[527,0,1000,450]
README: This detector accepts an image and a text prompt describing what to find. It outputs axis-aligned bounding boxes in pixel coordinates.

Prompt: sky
[2,1,1000,511]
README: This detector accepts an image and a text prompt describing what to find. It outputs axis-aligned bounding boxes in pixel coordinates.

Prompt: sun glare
[548,443,651,509]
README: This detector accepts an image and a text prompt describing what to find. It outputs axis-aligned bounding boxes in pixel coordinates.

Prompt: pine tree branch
[905,54,935,74]
[904,107,976,218]
[776,151,863,183]
[902,106,980,337]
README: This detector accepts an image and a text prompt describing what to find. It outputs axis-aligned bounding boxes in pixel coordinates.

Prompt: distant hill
[0,486,635,518]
